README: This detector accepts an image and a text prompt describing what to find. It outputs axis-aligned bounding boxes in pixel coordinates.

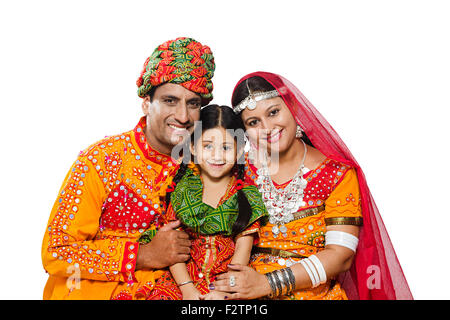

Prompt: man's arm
[42,155,138,283]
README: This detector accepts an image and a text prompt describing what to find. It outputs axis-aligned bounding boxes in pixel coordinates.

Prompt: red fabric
[232,72,413,300]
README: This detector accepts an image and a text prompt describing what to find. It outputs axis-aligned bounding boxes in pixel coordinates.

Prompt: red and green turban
[136,37,215,102]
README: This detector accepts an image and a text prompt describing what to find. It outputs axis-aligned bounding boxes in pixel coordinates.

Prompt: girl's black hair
[232,76,314,147]
[165,104,252,237]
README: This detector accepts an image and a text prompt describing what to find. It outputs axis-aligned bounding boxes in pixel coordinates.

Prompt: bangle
[325,230,359,252]
[276,269,288,296]
[285,267,296,292]
[300,259,318,288]
[177,280,193,287]
[304,258,320,287]
[273,271,283,296]
[309,255,327,285]
[265,272,277,298]
[279,268,293,295]
[265,268,296,298]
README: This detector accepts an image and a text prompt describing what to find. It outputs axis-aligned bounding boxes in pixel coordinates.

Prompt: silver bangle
[285,267,296,292]
[265,272,277,298]
[275,270,287,296]
[177,280,193,287]
[266,268,297,298]
[273,271,283,296]
[280,268,293,295]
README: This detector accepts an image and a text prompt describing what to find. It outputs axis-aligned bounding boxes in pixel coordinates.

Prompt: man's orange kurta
[42,117,177,300]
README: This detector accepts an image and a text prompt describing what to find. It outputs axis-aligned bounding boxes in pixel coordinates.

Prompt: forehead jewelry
[233,80,280,114]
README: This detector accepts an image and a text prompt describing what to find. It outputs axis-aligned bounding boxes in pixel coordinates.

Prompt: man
[42,37,215,299]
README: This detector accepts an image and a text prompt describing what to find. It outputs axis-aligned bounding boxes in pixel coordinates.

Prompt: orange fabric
[42,117,176,300]
[246,158,362,300]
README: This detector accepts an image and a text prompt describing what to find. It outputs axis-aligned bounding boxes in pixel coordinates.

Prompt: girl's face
[241,97,297,155]
[192,127,238,180]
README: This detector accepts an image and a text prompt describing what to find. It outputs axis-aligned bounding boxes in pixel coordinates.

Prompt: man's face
[142,83,202,155]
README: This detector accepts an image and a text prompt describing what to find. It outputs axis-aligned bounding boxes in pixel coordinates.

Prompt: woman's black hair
[232,76,314,147]
[165,105,252,237]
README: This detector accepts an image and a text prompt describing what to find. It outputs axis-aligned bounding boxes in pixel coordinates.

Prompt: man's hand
[136,220,191,270]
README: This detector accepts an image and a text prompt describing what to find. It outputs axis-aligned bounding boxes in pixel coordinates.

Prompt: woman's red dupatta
[233,71,413,300]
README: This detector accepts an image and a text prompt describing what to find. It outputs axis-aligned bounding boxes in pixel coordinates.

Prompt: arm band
[325,230,359,252]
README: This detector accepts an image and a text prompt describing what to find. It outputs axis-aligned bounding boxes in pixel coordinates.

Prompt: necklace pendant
[272,225,279,235]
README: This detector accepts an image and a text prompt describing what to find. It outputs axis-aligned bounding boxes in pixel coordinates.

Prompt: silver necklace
[255,140,308,238]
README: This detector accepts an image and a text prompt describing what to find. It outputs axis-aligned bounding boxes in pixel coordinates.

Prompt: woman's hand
[211,264,272,300]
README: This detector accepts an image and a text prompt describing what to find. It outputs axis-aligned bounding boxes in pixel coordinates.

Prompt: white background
[1,0,449,299]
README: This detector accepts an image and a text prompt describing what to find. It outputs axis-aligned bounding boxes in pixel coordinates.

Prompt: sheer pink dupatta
[233,72,413,300]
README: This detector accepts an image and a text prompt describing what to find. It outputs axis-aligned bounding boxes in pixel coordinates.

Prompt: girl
[139,104,267,300]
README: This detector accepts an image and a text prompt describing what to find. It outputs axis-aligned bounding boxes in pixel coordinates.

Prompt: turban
[136,37,215,102]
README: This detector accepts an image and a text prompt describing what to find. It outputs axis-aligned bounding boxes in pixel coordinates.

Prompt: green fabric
[138,229,157,244]
[171,168,267,236]
[136,37,215,100]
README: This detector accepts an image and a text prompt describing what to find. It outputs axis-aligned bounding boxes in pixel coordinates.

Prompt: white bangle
[300,259,319,288]
[303,258,320,287]
[309,254,327,284]
[325,230,359,252]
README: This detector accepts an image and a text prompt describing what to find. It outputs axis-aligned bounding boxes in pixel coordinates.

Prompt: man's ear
[141,96,151,114]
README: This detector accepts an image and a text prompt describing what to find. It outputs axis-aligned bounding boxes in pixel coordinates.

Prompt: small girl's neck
[200,170,233,208]
[200,171,233,189]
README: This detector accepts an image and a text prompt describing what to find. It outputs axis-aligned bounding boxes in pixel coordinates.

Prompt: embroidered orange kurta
[245,158,363,300]
[42,117,178,300]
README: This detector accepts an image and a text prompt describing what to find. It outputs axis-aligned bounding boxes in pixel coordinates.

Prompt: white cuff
[325,230,359,252]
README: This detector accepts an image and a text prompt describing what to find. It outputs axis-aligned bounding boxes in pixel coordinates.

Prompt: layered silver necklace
[255,140,308,238]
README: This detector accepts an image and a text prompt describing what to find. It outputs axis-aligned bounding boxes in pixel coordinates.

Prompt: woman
[210,72,412,300]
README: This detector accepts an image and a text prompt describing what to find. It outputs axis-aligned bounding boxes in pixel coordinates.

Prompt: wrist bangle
[279,268,292,295]
[285,267,296,292]
[265,272,278,298]
[309,255,327,285]
[275,270,287,296]
[177,280,193,287]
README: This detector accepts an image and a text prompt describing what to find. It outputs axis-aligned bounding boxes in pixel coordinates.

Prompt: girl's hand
[199,290,229,300]
[212,264,272,300]
[181,285,203,300]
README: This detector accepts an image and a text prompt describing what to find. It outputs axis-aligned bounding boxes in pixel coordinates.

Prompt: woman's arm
[288,224,359,290]
[212,224,360,299]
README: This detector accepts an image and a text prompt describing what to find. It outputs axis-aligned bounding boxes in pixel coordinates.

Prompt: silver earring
[295,125,303,138]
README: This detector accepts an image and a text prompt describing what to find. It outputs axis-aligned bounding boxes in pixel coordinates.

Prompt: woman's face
[192,127,238,180]
[241,97,297,155]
